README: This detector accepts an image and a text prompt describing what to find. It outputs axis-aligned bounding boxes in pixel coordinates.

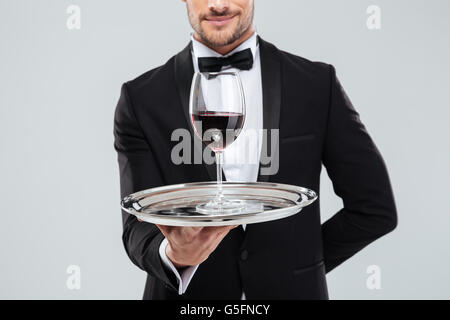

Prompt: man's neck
[193,27,255,56]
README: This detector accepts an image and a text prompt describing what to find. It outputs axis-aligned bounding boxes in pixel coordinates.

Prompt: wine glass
[189,71,246,214]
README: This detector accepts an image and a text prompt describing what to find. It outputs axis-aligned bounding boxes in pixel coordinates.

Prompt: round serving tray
[121,182,317,227]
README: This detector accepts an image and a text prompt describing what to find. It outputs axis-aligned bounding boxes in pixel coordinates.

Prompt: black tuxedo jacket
[113,36,397,300]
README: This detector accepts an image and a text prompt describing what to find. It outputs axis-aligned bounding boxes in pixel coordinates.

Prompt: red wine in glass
[192,111,245,152]
[189,71,246,214]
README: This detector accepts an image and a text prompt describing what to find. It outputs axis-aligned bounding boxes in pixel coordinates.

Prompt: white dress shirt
[159,30,263,299]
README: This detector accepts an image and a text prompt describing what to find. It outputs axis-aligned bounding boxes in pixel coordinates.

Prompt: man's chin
[201,31,237,47]
[199,21,239,46]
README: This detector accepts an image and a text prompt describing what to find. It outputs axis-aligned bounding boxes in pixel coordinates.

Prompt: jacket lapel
[257,36,282,182]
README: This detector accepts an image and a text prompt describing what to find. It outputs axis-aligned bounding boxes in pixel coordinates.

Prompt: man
[113,0,397,300]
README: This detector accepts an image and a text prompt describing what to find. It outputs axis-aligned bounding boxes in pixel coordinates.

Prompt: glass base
[196,197,246,215]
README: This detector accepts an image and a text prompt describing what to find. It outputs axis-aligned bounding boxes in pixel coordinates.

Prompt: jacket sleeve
[321,65,398,272]
[113,82,178,292]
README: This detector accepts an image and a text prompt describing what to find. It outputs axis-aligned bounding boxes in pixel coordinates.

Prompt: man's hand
[156,224,238,269]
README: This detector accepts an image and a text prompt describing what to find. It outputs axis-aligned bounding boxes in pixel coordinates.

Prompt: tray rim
[124,181,315,200]
[121,181,317,227]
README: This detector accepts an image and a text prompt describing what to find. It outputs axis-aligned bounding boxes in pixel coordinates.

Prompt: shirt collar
[190,30,259,64]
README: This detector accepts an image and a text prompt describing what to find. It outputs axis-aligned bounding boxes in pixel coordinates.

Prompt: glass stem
[215,151,224,202]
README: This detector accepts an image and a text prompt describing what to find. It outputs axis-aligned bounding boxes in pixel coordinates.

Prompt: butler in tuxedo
[113,0,397,300]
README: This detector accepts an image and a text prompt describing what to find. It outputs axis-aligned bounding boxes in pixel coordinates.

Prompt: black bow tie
[197,48,254,72]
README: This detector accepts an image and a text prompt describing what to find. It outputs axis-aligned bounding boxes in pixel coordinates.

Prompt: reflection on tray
[156,200,267,217]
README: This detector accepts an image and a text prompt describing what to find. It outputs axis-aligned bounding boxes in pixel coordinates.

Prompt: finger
[201,225,233,248]
[156,224,172,238]
[181,226,204,240]
[187,226,204,236]
[202,225,237,236]
[203,228,231,252]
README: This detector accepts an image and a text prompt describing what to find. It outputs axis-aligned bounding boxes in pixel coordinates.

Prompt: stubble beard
[187,3,254,48]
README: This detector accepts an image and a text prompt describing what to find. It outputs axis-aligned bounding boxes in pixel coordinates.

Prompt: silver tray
[121,182,317,226]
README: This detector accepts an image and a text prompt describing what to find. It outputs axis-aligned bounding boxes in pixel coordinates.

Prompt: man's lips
[204,15,236,27]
